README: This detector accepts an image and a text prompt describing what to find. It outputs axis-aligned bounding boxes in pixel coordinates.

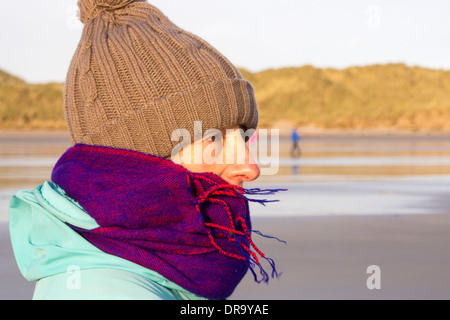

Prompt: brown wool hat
[65,0,258,158]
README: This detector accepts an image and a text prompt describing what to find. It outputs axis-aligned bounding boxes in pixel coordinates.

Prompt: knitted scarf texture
[51,144,285,300]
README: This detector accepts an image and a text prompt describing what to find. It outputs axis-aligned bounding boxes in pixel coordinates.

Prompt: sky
[0,0,449,83]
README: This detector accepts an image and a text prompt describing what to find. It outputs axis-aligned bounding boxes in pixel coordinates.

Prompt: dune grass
[242,64,450,132]
[1,63,450,132]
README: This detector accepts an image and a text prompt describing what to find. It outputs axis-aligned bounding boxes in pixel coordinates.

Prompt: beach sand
[231,214,450,299]
[0,223,35,300]
[2,213,450,300]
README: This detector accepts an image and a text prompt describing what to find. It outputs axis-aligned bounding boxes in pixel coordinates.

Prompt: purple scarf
[51,144,285,300]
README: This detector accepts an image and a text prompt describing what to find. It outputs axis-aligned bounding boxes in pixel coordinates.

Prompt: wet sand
[2,213,450,300]
[231,214,450,300]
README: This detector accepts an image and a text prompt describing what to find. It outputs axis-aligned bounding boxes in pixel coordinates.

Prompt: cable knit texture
[65,0,258,158]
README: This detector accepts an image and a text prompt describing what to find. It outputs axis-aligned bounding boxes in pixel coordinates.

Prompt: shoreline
[1,128,450,140]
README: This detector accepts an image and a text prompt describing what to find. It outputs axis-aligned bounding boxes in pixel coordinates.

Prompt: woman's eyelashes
[239,130,251,144]
[204,134,224,144]
[203,130,250,145]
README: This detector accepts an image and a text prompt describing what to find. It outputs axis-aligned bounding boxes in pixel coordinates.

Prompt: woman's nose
[223,144,260,186]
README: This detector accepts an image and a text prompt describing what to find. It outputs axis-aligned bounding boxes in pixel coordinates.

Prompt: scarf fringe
[236,237,283,284]
[243,187,289,195]
[240,187,288,206]
[247,229,286,283]
[252,229,287,245]
[191,174,288,286]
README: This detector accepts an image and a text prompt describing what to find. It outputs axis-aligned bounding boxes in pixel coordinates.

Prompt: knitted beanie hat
[65,0,258,158]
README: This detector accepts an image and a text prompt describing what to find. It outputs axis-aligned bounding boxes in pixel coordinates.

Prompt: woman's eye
[240,131,250,143]
[204,135,222,143]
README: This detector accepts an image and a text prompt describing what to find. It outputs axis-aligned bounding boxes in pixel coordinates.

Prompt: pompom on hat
[65,0,259,158]
[78,0,146,23]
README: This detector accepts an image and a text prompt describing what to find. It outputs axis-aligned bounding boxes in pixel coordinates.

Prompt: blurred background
[1,0,449,300]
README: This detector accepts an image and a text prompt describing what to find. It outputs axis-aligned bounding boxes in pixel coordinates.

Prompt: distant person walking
[291,128,302,157]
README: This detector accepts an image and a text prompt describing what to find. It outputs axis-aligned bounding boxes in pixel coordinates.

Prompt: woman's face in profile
[173,126,260,187]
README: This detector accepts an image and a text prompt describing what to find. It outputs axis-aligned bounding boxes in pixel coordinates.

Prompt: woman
[9,0,284,300]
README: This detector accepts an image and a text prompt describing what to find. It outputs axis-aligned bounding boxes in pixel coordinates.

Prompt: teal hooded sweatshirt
[9,181,206,300]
